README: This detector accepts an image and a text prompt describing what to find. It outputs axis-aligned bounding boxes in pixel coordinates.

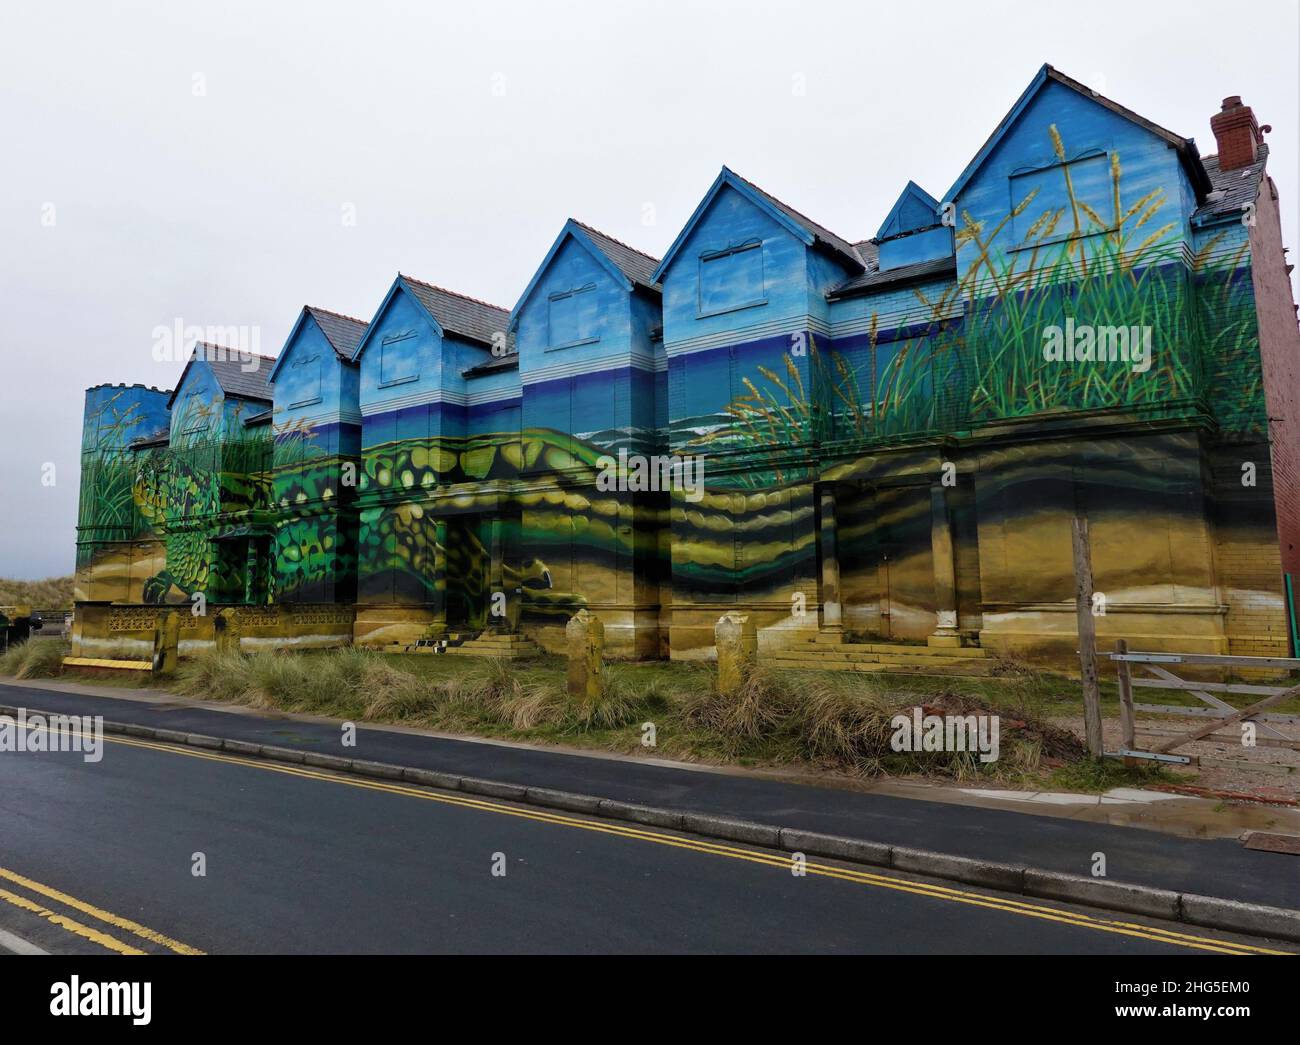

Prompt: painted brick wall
[1208,445,1291,658]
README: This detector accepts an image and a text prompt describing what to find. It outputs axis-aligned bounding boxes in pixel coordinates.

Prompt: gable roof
[651,166,865,282]
[1193,144,1270,223]
[508,218,661,331]
[306,306,368,360]
[877,181,941,240]
[571,220,661,289]
[944,64,1212,206]
[399,275,510,348]
[352,275,513,361]
[268,305,369,383]
[167,344,276,407]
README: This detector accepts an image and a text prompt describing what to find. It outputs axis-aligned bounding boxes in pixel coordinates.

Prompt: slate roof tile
[571,220,661,290]
[399,275,512,347]
[304,306,368,362]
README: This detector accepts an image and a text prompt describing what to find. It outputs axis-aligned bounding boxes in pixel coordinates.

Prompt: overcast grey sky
[1,0,1297,580]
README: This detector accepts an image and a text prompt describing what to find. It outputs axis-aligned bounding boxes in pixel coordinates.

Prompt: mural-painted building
[73,66,1300,669]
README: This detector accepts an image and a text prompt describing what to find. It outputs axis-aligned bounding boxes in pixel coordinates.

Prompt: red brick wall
[1249,174,1300,577]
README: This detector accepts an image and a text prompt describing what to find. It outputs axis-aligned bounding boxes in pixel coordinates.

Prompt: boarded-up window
[698,241,765,315]
[549,285,598,348]
[289,353,322,407]
[1011,151,1112,244]
[380,334,419,386]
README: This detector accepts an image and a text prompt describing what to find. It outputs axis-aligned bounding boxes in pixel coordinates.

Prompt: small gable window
[548,285,599,349]
[1010,150,1114,246]
[289,352,323,408]
[379,332,419,387]
[698,241,766,317]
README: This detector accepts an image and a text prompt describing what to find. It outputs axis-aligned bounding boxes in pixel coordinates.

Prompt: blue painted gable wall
[515,233,661,455]
[273,317,360,426]
[660,182,856,452]
[952,78,1197,284]
[270,313,362,464]
[171,363,231,444]
[356,282,498,454]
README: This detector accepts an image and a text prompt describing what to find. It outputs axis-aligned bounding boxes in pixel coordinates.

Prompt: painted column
[431,518,448,636]
[929,484,961,647]
[244,540,258,605]
[487,514,506,632]
[819,486,843,636]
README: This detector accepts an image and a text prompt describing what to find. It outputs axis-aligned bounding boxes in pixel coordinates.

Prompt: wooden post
[1115,638,1136,751]
[1072,517,1104,758]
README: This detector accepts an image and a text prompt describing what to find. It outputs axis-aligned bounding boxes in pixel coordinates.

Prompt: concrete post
[152,610,181,675]
[214,607,241,656]
[715,612,757,695]
[928,484,961,648]
[566,609,604,702]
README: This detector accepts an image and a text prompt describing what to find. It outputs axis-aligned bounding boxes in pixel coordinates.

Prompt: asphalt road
[0,727,1290,955]
[5,680,1299,910]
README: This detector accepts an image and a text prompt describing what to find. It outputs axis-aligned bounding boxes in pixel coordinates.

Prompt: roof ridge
[398,273,509,313]
[1045,64,1190,148]
[192,342,277,363]
[306,304,369,326]
[726,167,855,250]
[570,219,661,263]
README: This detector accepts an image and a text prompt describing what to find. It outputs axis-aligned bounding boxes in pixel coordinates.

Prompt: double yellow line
[26,723,1290,957]
[0,864,202,955]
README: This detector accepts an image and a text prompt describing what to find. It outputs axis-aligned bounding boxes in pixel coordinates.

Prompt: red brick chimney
[1211,96,1264,171]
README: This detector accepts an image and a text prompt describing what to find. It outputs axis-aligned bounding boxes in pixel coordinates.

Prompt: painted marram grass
[699,125,1263,474]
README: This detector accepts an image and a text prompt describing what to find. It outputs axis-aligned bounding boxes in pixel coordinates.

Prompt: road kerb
[778,828,892,867]
[893,847,1025,893]
[1178,893,1300,941]
[524,787,603,813]
[5,703,1298,946]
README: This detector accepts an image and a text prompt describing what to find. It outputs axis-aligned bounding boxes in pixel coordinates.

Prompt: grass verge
[0,640,70,679]
[157,648,1089,785]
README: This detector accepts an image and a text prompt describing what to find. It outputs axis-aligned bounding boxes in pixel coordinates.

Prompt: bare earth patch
[1049,712,1300,802]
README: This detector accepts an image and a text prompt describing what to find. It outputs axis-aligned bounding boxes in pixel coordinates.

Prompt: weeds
[115,647,1098,785]
[0,640,69,679]
[1048,757,1179,794]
